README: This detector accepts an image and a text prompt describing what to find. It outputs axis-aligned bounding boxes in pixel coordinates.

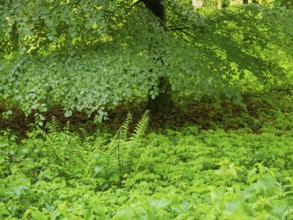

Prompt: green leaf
[64,111,72,118]
[149,198,171,209]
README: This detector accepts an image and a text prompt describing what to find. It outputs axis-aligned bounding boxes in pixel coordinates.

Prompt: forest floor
[1,90,291,137]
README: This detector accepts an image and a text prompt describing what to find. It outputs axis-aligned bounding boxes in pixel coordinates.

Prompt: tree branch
[130,0,144,8]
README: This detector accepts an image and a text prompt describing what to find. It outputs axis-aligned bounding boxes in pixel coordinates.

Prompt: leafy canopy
[0,0,292,121]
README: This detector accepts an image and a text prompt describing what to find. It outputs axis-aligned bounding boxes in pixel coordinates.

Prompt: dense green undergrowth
[1,110,292,219]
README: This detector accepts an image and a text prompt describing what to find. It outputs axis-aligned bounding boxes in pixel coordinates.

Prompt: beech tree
[0,0,292,123]
[140,0,173,113]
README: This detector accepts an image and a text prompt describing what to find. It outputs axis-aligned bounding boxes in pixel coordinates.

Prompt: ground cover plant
[0,109,292,219]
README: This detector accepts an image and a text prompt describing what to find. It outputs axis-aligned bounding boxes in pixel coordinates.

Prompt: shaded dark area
[142,0,166,22]
[1,91,291,139]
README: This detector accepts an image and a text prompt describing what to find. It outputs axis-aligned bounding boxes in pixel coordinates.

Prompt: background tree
[140,0,173,113]
[0,0,292,122]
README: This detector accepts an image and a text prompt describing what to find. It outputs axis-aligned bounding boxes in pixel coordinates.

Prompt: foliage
[0,110,292,219]
[0,1,292,219]
[0,1,292,121]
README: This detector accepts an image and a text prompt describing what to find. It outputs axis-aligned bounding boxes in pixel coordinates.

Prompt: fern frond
[68,145,84,162]
[131,110,149,141]
[64,121,70,133]
[47,116,60,133]
[121,112,132,140]
[94,137,104,149]
[114,112,132,140]
[79,128,87,141]
[81,177,94,185]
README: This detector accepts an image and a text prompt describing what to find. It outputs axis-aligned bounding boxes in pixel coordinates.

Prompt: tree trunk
[222,0,230,8]
[146,76,172,113]
[11,22,19,52]
[142,0,173,113]
[243,0,248,4]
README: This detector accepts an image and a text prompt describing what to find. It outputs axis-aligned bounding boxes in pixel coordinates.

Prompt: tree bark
[11,22,19,52]
[142,0,173,113]
[222,0,230,8]
[142,0,166,22]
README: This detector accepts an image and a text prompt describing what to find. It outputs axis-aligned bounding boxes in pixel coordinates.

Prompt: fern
[94,136,104,149]
[70,145,85,162]
[47,116,59,133]
[114,112,132,141]
[64,121,70,133]
[79,128,87,141]
[106,111,150,183]
[131,110,150,142]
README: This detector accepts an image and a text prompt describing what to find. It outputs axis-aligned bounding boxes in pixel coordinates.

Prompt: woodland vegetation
[0,0,292,219]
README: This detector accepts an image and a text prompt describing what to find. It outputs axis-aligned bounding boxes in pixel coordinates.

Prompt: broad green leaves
[0,117,292,219]
[0,1,292,120]
[0,0,128,55]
